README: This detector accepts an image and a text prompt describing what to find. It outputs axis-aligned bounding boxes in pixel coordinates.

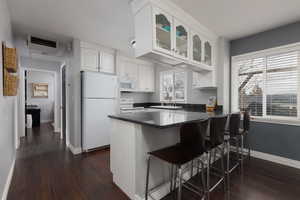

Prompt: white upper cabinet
[204,41,212,66]
[132,0,218,71]
[153,7,173,55]
[138,64,155,92]
[81,48,99,72]
[80,42,115,74]
[119,60,139,91]
[100,51,115,74]
[118,56,155,92]
[174,19,189,60]
[191,32,202,64]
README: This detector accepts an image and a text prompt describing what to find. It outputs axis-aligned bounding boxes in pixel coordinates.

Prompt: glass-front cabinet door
[191,32,202,63]
[204,41,212,66]
[174,19,189,59]
[153,7,173,55]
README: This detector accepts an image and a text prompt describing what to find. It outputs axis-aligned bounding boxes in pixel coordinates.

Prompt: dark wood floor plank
[7,123,300,200]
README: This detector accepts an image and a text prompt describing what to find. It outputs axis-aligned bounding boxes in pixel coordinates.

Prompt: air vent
[30,36,57,48]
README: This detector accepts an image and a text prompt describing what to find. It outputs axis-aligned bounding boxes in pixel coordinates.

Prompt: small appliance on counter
[206,96,217,112]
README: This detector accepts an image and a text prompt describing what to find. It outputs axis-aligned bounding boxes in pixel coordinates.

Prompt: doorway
[24,70,56,131]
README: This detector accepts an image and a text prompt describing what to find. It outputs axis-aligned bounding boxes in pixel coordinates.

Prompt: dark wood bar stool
[145,121,209,200]
[205,116,227,200]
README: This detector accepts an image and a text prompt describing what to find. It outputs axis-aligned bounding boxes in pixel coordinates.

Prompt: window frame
[159,69,187,102]
[231,42,300,122]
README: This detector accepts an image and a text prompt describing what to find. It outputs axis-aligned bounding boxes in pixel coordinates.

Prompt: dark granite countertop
[108,110,226,128]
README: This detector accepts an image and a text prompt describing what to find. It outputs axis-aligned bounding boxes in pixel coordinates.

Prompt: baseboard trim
[68,143,82,155]
[230,146,300,170]
[1,158,15,200]
[251,150,300,170]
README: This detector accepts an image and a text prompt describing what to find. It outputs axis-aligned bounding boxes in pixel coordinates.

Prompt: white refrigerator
[81,71,118,151]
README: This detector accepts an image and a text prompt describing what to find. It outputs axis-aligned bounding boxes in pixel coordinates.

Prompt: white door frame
[18,66,70,146]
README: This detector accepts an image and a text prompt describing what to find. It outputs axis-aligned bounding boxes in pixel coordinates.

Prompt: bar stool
[224,112,241,186]
[239,110,251,166]
[205,116,227,200]
[225,113,241,173]
[145,120,209,200]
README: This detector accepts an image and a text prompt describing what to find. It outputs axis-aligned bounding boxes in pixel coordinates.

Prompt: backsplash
[133,102,223,112]
[120,92,151,103]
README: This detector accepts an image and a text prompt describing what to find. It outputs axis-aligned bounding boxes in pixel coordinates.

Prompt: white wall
[0,0,15,199]
[68,39,82,149]
[27,71,55,123]
[216,37,230,113]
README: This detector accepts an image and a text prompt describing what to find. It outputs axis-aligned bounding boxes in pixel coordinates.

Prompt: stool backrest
[229,113,241,136]
[180,120,208,150]
[243,111,250,131]
[209,116,227,146]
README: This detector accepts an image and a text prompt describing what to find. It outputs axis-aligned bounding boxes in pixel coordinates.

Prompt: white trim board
[230,146,300,170]
[68,143,82,155]
[1,159,15,200]
[250,150,300,170]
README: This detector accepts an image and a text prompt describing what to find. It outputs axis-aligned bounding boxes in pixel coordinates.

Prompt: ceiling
[7,0,300,55]
[171,0,300,39]
[8,0,135,55]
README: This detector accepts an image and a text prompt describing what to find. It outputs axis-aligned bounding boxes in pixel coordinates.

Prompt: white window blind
[238,57,265,116]
[233,47,300,120]
[266,51,298,117]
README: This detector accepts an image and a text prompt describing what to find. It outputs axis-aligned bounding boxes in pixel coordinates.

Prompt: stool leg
[206,152,211,200]
[178,167,183,200]
[190,160,194,178]
[221,146,226,192]
[226,140,230,190]
[170,164,174,192]
[145,156,151,200]
[241,135,244,171]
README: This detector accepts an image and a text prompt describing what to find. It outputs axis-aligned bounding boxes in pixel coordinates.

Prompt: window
[160,70,187,102]
[232,45,300,120]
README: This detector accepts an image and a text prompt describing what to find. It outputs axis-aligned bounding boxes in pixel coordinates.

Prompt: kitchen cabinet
[80,42,115,74]
[118,56,155,92]
[132,1,217,72]
[138,64,154,92]
[191,32,202,64]
[100,51,115,73]
[119,60,139,91]
[81,48,99,72]
[204,41,212,66]
[192,71,216,89]
[153,7,173,55]
[174,19,189,60]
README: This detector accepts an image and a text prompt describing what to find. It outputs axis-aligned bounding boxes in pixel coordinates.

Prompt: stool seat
[149,144,205,166]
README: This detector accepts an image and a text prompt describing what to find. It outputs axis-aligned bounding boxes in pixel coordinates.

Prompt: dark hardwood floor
[8,123,300,200]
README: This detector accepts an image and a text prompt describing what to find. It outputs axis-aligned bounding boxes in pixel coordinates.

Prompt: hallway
[7,124,300,200]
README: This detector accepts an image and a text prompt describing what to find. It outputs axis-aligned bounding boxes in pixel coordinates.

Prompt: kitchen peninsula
[109,110,224,200]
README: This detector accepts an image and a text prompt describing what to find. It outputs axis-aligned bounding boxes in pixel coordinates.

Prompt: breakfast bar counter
[108,110,224,200]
